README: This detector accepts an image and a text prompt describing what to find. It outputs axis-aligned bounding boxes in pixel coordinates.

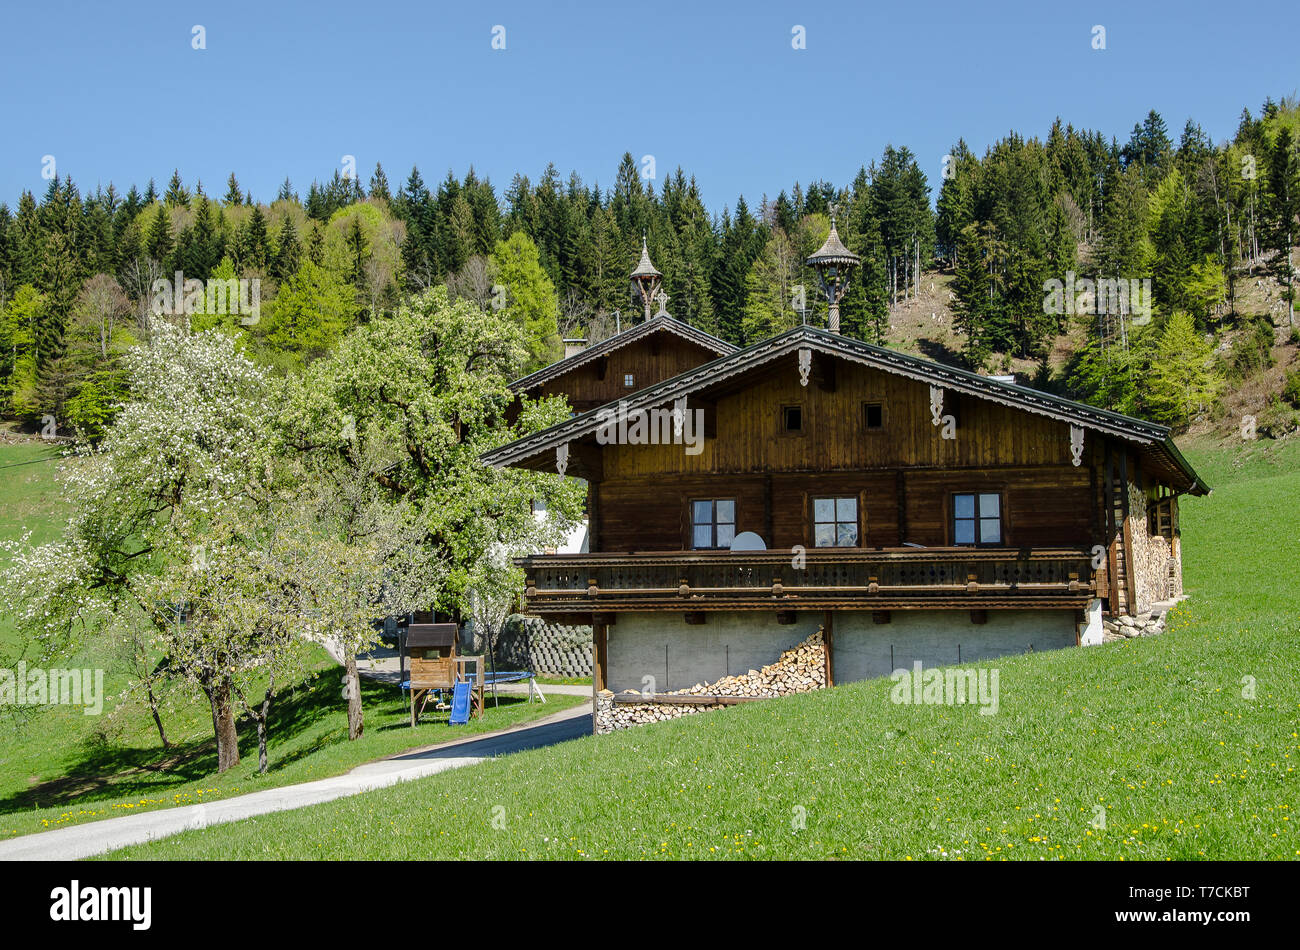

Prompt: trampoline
[483,670,547,704]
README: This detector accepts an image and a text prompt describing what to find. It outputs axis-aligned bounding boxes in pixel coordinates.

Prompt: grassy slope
[103,437,1300,860]
[0,440,581,840]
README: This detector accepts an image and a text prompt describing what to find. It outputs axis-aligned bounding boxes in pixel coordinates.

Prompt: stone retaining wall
[492,615,593,678]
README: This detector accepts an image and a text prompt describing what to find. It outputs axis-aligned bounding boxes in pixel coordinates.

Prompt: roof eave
[484,326,1209,494]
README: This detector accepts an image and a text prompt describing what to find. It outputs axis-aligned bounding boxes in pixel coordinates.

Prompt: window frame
[623,373,635,388]
[690,498,737,550]
[811,495,861,549]
[951,491,1004,547]
[863,401,885,431]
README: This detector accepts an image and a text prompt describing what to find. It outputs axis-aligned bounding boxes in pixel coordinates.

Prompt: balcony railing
[517,547,1096,613]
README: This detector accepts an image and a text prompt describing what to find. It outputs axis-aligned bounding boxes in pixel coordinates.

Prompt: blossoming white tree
[3,287,583,769]
[2,324,274,771]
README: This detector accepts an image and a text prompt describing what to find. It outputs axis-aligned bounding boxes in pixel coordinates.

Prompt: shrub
[1283,369,1300,409]
[1229,315,1276,379]
[1257,398,1300,439]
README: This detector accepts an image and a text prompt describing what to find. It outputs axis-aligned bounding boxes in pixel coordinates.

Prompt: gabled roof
[509,314,736,393]
[486,325,1208,495]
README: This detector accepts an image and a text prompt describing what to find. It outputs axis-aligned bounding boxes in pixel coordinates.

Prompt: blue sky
[1,0,1295,212]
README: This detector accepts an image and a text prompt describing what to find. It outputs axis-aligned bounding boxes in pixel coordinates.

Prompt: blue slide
[449,681,472,725]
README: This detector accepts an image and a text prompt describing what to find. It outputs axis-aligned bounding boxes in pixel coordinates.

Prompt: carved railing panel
[520,548,1095,610]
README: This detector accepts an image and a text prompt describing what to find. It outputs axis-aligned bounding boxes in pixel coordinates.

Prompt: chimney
[563,338,587,359]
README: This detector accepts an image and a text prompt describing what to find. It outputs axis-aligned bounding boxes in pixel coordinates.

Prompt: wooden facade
[485,325,1206,694]
[589,360,1100,552]
[527,333,727,414]
[510,315,733,416]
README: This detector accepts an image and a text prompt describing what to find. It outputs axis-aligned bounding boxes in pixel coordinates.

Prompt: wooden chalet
[485,320,1208,697]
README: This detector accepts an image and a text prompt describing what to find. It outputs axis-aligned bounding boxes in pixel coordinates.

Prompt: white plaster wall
[604,608,1082,692]
[606,612,819,693]
[832,609,1079,683]
[1079,598,1104,646]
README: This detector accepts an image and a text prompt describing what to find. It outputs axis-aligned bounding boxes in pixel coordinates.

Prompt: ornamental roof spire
[630,232,663,320]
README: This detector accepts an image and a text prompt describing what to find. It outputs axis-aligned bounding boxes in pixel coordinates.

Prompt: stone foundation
[1101,598,1179,642]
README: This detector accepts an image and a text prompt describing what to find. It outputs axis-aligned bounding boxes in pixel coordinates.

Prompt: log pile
[595,629,826,733]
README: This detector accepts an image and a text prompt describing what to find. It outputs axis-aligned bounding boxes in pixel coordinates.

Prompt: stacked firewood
[672,629,826,698]
[595,629,826,733]
[594,696,726,731]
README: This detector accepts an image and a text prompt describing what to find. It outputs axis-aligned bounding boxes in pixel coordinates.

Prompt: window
[953,493,1002,545]
[623,373,635,388]
[864,402,884,429]
[692,499,735,549]
[782,405,803,432]
[813,496,858,547]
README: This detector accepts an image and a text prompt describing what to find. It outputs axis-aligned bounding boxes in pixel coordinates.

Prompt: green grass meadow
[0,439,580,841]
[95,436,1299,860]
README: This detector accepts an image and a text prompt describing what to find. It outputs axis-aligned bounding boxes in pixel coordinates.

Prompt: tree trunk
[256,698,269,774]
[1288,231,1295,329]
[345,651,364,740]
[913,238,921,301]
[202,682,218,742]
[210,675,240,772]
[145,678,169,749]
[233,676,274,774]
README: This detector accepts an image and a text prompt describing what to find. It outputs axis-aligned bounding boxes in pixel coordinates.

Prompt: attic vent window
[623,373,635,388]
[864,402,884,429]
[782,405,803,432]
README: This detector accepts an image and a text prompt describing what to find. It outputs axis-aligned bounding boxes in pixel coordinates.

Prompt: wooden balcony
[517,547,1097,614]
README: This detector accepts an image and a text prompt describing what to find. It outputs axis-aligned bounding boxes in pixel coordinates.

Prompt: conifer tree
[224,173,244,206]
[164,170,190,208]
[238,206,271,271]
[369,163,391,203]
[272,216,301,282]
[306,222,325,266]
[1265,127,1299,328]
[1143,310,1223,426]
[145,204,174,265]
